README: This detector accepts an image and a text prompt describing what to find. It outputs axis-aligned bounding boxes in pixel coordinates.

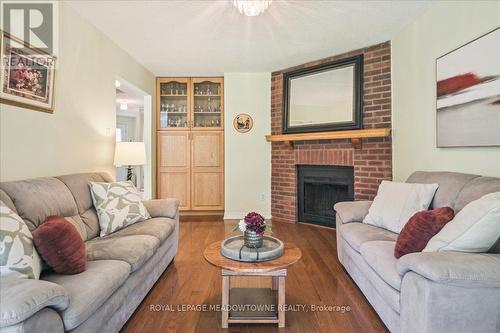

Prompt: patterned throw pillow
[0,201,42,279]
[89,181,151,237]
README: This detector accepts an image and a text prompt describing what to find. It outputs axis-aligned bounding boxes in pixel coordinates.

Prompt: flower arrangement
[234,212,267,236]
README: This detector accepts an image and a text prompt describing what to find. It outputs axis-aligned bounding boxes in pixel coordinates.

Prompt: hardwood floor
[121,221,388,333]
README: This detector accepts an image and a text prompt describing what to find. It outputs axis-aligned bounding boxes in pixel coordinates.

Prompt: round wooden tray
[221,235,284,262]
[204,241,302,273]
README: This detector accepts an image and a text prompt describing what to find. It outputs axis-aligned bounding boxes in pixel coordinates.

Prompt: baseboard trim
[180,210,224,216]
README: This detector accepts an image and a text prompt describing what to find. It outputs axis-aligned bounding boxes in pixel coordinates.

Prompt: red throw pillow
[33,216,86,274]
[394,207,454,259]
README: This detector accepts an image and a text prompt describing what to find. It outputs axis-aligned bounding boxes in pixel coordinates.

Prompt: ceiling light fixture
[115,80,121,88]
[120,103,128,110]
[233,0,272,17]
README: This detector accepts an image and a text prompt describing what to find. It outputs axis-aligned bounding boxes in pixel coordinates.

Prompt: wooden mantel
[265,128,391,149]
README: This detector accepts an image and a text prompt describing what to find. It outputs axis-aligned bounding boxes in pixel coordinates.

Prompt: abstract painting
[436,27,500,147]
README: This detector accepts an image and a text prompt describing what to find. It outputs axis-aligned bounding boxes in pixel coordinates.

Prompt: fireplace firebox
[297,165,354,228]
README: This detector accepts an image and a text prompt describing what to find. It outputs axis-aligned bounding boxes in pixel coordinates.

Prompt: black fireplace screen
[297,165,354,228]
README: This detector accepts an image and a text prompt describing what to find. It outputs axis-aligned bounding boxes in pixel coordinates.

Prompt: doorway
[115,78,153,198]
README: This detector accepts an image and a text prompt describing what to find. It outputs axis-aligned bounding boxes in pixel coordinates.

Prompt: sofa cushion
[454,176,500,212]
[0,189,16,213]
[106,217,175,243]
[85,235,159,272]
[43,260,130,330]
[0,177,78,231]
[406,171,478,210]
[79,209,101,241]
[57,173,113,215]
[0,277,68,327]
[57,173,113,240]
[360,241,402,290]
[339,222,398,253]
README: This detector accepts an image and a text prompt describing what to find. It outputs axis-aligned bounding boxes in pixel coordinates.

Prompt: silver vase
[244,230,263,248]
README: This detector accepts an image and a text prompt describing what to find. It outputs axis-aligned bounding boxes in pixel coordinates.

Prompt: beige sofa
[0,172,180,333]
[335,171,500,333]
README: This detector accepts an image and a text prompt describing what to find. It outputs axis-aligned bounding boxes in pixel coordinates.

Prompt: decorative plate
[233,113,253,133]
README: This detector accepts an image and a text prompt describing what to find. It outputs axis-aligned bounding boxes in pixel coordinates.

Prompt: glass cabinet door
[192,79,223,129]
[159,79,189,129]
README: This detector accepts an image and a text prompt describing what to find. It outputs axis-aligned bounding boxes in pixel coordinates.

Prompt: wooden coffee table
[204,241,302,328]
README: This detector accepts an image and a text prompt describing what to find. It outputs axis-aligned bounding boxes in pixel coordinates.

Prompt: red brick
[271,41,392,220]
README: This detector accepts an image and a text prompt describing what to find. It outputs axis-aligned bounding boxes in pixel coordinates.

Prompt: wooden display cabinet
[156,77,224,214]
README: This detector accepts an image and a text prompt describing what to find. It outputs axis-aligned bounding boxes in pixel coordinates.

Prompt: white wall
[0,2,155,182]
[392,1,500,181]
[224,73,271,219]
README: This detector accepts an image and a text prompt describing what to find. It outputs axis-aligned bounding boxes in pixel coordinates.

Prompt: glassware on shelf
[160,112,167,128]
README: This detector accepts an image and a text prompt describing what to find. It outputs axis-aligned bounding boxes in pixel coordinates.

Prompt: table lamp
[114,142,146,182]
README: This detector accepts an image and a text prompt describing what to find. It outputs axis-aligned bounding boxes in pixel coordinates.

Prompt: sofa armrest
[397,252,500,287]
[0,278,69,327]
[400,271,500,333]
[143,198,180,219]
[333,201,372,224]
[1,308,65,333]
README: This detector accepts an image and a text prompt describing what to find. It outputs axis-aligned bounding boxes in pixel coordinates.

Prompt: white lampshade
[114,142,146,166]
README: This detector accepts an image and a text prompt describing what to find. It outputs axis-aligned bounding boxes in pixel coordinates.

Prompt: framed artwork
[233,113,253,133]
[0,31,56,113]
[282,55,363,134]
[436,27,500,147]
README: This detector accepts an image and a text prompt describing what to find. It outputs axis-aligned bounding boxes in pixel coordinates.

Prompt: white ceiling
[67,0,434,76]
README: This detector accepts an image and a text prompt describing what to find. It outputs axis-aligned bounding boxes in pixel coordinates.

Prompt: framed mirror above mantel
[282,55,364,134]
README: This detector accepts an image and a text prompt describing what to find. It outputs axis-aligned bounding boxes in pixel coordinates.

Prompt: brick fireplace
[271,42,392,224]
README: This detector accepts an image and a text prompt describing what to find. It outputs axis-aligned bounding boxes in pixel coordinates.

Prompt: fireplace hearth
[297,165,354,228]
